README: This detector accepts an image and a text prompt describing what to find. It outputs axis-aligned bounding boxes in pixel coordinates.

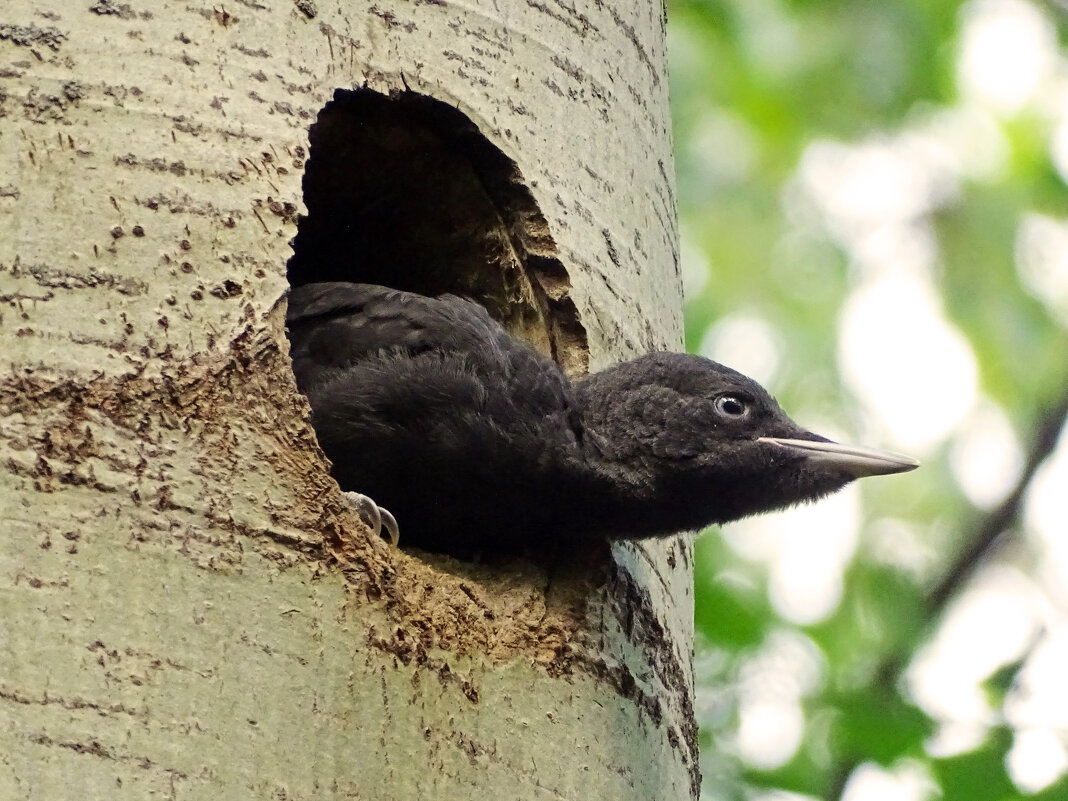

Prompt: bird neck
[554,371,675,538]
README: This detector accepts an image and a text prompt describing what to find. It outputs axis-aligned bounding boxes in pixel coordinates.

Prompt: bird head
[576,352,917,529]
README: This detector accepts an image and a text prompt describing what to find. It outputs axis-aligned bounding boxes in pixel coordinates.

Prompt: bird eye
[714,395,749,418]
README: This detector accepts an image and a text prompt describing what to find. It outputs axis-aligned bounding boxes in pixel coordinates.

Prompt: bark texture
[0,1,693,798]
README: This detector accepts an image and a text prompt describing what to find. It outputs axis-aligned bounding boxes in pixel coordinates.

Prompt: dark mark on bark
[89,1,138,20]
[233,42,268,58]
[369,6,416,32]
[524,0,591,37]
[0,24,67,51]
[210,280,243,299]
[14,261,148,295]
[602,228,621,268]
[294,0,318,19]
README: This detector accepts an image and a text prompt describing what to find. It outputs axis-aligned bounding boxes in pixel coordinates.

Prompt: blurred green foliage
[670,0,1068,798]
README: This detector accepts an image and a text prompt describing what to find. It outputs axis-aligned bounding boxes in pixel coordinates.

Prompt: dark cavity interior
[287,86,586,373]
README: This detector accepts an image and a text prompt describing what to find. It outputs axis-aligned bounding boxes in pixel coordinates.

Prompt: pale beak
[757,437,919,478]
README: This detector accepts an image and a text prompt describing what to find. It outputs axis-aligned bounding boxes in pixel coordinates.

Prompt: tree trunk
[0,1,694,799]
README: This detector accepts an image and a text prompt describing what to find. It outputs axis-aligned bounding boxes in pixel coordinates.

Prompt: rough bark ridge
[1,1,694,798]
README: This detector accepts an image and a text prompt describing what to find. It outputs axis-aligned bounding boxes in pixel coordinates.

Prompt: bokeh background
[668,1,1068,799]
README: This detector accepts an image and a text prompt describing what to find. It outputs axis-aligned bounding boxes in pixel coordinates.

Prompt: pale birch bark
[0,1,694,798]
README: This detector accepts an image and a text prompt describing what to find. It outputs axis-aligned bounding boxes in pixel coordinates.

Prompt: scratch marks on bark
[0,23,67,51]
[601,561,701,797]
[362,549,588,681]
[0,326,335,574]
[10,260,148,295]
[0,684,143,723]
[599,3,659,87]
[524,0,592,38]
[370,6,417,33]
[88,1,146,21]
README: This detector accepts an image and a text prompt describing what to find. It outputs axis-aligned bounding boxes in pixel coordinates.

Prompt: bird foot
[342,491,400,547]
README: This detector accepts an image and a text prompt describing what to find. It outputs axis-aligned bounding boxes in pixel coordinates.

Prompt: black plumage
[286,282,916,553]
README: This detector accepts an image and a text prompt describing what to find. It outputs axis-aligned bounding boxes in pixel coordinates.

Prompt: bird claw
[378,507,400,547]
[342,491,400,547]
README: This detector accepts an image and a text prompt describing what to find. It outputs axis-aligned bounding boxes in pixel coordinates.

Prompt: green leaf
[693,535,768,647]
[980,656,1027,708]
[807,562,925,681]
[931,728,1017,801]
[830,689,933,765]
[744,745,829,798]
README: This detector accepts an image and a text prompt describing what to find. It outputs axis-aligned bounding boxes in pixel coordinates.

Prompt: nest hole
[287,86,586,373]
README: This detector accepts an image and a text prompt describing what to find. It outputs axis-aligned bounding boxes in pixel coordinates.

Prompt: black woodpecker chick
[286,282,917,553]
